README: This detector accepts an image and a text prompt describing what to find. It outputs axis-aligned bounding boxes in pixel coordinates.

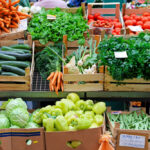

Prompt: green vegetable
[10,44,31,50]
[50,108,62,117]
[94,115,104,126]
[98,32,150,81]
[55,101,69,115]
[76,100,87,111]
[2,65,25,76]
[0,114,10,129]
[76,118,91,130]
[92,102,106,114]
[85,100,94,110]
[67,93,80,104]
[25,122,40,128]
[55,116,69,131]
[0,61,30,68]
[6,98,27,115]
[10,125,20,128]
[1,72,19,76]
[19,0,30,7]
[9,107,29,128]
[28,8,88,44]
[0,53,16,61]
[43,118,55,131]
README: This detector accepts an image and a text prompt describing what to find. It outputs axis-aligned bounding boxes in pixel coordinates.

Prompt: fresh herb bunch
[98,32,150,81]
[35,44,62,79]
[28,8,88,45]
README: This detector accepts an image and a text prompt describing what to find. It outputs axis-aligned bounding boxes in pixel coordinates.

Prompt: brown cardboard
[11,128,45,150]
[116,131,149,150]
[0,129,12,150]
[45,126,103,150]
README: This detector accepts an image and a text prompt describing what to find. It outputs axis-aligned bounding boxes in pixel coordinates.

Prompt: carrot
[9,0,11,7]
[57,72,61,90]
[16,11,31,17]
[2,26,9,33]
[11,21,18,26]
[60,81,64,92]
[9,24,18,28]
[55,86,58,95]
[47,72,55,80]
[52,71,58,85]
[11,0,20,6]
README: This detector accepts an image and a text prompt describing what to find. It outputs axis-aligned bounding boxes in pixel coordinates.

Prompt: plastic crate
[103,0,125,9]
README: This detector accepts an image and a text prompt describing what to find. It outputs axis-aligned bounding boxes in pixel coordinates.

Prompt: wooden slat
[64,83,103,91]
[91,8,116,15]
[34,40,54,47]
[0,84,30,91]
[0,76,29,82]
[125,8,150,15]
[64,73,103,81]
[0,40,29,47]
[105,83,150,92]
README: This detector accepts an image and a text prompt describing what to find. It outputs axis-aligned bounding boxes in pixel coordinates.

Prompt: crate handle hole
[26,139,32,146]
[67,140,82,149]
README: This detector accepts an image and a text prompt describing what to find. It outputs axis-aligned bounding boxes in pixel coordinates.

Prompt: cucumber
[10,44,31,50]
[0,53,16,61]
[2,65,25,76]
[0,61,30,68]
[0,51,31,60]
[1,72,19,76]
[1,47,30,53]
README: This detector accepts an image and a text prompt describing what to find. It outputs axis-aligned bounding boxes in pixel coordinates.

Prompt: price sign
[47,15,56,20]
[128,26,144,32]
[17,19,28,31]
[114,51,128,58]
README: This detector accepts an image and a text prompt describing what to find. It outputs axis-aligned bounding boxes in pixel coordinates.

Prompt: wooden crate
[0,35,35,91]
[88,3,126,36]
[106,108,150,150]
[62,35,104,92]
[104,67,150,92]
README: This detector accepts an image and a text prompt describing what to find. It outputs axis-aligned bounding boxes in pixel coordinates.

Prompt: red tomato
[108,18,113,22]
[130,14,136,19]
[142,17,148,23]
[115,28,121,32]
[136,21,143,26]
[135,16,141,21]
[93,22,99,27]
[143,12,150,17]
[132,19,136,26]
[113,18,119,22]
[125,20,133,26]
[97,16,104,20]
[143,21,150,29]
[88,19,94,23]
[123,15,129,21]
[94,13,100,20]
[88,15,94,20]
[114,22,122,28]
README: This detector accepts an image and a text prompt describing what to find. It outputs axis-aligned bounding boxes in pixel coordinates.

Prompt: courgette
[1,46,12,51]
[1,72,19,76]
[0,61,30,68]
[1,47,30,53]
[0,53,16,61]
[2,65,25,76]
[10,44,31,50]
[0,51,31,60]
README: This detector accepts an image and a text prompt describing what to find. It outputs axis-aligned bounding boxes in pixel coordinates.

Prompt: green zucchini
[0,53,16,61]
[1,46,12,51]
[10,44,31,50]
[1,47,30,53]
[0,51,32,60]
[2,65,25,76]
[1,72,19,76]
[0,61,30,68]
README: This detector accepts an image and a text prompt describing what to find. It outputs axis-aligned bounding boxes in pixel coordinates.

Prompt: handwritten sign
[114,51,128,58]
[17,19,28,31]
[128,26,144,32]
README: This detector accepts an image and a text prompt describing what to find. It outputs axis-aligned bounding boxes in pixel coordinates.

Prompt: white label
[47,15,56,20]
[114,51,128,58]
[119,134,145,148]
[128,26,144,32]
[17,19,27,31]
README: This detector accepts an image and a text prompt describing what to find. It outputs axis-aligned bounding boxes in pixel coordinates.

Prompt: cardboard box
[0,129,12,150]
[107,108,150,150]
[45,126,103,150]
[11,128,45,150]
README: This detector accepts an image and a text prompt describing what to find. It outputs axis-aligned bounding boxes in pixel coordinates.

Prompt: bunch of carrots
[0,0,31,34]
[47,71,64,95]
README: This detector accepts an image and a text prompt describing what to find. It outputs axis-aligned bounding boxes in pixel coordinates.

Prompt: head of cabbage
[6,98,27,115]
[0,114,10,129]
[9,107,29,128]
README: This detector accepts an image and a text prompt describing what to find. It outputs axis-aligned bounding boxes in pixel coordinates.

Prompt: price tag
[128,26,144,32]
[114,51,128,58]
[119,134,145,148]
[47,15,56,20]
[17,19,28,31]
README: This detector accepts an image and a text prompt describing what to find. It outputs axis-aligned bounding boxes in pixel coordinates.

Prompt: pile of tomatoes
[88,13,122,35]
[124,12,150,32]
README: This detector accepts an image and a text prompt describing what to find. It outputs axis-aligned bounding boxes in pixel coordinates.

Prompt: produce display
[88,13,122,35]
[108,111,150,130]
[98,32,150,81]
[0,98,39,129]
[33,93,106,131]
[0,44,31,76]
[28,8,88,44]
[0,0,31,34]
[123,12,150,34]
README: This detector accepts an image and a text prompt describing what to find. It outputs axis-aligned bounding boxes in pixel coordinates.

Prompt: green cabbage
[25,122,40,129]
[9,107,29,128]
[6,98,27,115]
[10,125,20,128]
[0,115,10,129]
